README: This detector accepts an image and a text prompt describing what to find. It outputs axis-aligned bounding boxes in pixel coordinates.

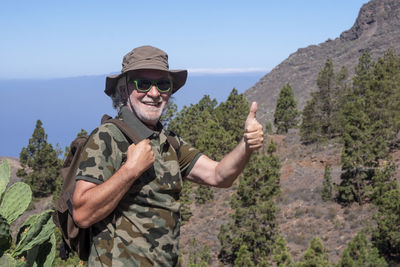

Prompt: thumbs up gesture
[244,102,264,151]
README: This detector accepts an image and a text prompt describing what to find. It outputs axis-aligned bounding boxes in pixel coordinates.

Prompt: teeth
[143,102,160,106]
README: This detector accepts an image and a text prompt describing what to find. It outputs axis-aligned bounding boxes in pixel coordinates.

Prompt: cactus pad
[12,210,55,257]
[0,213,12,253]
[0,159,11,199]
[0,182,32,224]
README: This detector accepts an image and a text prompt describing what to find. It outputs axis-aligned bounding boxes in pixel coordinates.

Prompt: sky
[0,0,371,157]
[0,0,370,79]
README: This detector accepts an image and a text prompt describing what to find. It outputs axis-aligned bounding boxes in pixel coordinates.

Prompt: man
[72,45,264,266]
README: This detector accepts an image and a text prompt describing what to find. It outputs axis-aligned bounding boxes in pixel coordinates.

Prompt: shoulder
[83,123,129,156]
[89,123,127,144]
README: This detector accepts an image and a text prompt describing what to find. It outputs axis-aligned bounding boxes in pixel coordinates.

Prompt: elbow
[214,178,234,188]
[72,208,93,229]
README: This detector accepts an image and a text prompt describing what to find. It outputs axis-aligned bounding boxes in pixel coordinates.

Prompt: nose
[147,85,160,98]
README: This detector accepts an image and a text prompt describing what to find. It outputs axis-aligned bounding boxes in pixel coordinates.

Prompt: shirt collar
[119,105,164,140]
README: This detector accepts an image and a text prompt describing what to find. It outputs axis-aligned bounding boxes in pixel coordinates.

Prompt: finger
[127,143,136,151]
[247,102,258,120]
[249,144,263,150]
[245,121,263,133]
[244,131,263,140]
[245,137,264,146]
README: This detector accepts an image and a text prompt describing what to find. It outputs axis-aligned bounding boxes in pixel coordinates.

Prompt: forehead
[127,69,169,79]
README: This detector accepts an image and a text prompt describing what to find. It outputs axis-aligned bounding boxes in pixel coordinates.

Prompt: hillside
[3,129,398,266]
[179,130,396,265]
[245,0,400,126]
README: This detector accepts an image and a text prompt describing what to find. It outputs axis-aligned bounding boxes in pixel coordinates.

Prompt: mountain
[245,0,400,126]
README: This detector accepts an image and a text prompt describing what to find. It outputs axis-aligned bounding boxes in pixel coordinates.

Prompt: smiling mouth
[142,101,162,107]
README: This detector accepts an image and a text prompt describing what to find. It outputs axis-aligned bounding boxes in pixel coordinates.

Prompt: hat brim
[105,67,187,96]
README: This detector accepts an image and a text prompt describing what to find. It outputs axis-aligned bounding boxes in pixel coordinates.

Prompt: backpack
[53,114,179,261]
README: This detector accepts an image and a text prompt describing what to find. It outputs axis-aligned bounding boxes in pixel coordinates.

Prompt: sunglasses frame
[127,78,172,93]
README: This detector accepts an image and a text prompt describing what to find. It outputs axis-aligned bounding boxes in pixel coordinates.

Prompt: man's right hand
[124,139,155,177]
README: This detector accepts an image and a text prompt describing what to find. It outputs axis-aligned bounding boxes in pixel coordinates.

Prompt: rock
[245,0,400,126]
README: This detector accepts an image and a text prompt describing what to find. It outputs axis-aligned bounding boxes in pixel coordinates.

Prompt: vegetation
[338,231,387,267]
[17,120,63,197]
[296,237,331,267]
[337,50,400,205]
[321,164,333,201]
[372,188,400,262]
[300,59,348,144]
[169,89,249,208]
[0,159,56,266]
[185,238,212,267]
[218,152,281,264]
[274,83,299,134]
[272,235,294,267]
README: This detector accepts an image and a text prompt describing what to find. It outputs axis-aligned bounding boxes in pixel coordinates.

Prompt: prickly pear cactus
[12,210,55,257]
[0,182,32,224]
[0,159,10,198]
[0,159,56,266]
[0,213,12,253]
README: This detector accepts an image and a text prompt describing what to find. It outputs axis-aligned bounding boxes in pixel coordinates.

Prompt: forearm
[214,138,252,187]
[73,164,140,228]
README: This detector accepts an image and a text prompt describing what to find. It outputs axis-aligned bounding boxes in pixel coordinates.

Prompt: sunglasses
[127,78,172,93]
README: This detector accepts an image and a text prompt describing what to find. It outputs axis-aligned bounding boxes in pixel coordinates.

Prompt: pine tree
[234,245,255,267]
[273,235,294,267]
[321,164,333,202]
[338,231,387,267]
[337,91,375,204]
[215,88,249,144]
[17,120,62,197]
[337,50,400,205]
[274,83,299,134]
[300,96,323,144]
[218,154,280,265]
[300,59,348,143]
[316,59,335,137]
[160,99,178,128]
[372,188,400,261]
[169,95,218,147]
[296,237,331,267]
[367,49,400,147]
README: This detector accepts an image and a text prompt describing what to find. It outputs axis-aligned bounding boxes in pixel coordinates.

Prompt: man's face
[126,69,171,128]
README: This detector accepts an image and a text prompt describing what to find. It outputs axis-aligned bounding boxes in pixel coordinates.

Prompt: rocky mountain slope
[245,0,400,126]
[179,131,396,265]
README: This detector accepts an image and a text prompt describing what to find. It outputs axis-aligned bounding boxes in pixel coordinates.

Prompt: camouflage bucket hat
[105,45,187,96]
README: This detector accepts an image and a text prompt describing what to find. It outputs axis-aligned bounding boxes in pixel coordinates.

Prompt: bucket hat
[105,45,187,96]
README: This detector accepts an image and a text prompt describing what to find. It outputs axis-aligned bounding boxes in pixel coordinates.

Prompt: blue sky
[0,0,369,79]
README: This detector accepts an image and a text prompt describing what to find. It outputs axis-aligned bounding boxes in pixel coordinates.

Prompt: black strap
[101,114,180,151]
[101,114,141,144]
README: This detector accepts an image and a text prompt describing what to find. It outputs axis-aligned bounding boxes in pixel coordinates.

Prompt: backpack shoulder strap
[101,114,141,144]
[166,130,180,152]
[101,114,180,151]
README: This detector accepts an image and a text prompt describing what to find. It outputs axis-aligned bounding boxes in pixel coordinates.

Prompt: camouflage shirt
[76,106,202,266]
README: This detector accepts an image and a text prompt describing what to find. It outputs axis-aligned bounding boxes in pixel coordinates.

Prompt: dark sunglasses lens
[137,80,152,91]
[157,80,171,91]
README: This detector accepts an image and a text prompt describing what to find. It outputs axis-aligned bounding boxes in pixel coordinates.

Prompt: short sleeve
[76,124,128,184]
[176,136,202,178]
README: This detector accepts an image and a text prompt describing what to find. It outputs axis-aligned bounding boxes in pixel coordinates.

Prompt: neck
[126,104,157,130]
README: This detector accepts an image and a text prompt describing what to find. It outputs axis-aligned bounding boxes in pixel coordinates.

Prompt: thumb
[247,102,258,120]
